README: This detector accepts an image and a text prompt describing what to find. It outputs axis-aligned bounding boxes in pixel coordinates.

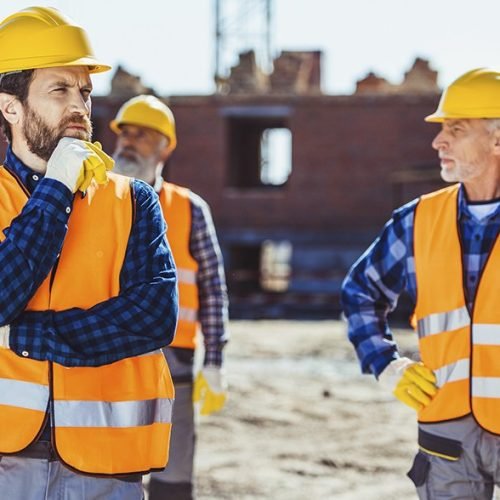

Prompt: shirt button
[21,351,29,357]
[65,207,71,214]
[32,174,39,181]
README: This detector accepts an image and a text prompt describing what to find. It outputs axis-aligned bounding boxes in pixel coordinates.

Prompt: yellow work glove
[379,358,437,411]
[77,141,114,192]
[46,138,114,194]
[193,366,228,416]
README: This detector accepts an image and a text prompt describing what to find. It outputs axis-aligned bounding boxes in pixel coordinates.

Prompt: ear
[0,93,22,126]
[159,139,172,163]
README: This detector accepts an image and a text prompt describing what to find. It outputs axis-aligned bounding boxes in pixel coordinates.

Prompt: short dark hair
[0,70,35,142]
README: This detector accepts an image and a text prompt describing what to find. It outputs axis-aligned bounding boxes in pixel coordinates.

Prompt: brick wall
[0,91,444,317]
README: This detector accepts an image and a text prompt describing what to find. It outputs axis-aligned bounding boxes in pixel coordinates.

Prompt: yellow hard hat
[0,6,110,74]
[425,68,500,122]
[110,95,177,152]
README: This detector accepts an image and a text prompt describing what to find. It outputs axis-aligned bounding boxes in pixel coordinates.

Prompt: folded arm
[9,180,178,366]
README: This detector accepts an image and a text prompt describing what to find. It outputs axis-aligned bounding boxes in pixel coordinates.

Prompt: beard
[23,104,93,161]
[440,162,477,183]
[113,147,157,183]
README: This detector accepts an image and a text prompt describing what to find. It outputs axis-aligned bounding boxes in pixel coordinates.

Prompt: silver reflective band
[177,268,197,285]
[179,306,197,322]
[54,397,174,428]
[0,378,49,412]
[417,306,470,338]
[473,324,500,345]
[472,377,500,398]
[434,358,470,388]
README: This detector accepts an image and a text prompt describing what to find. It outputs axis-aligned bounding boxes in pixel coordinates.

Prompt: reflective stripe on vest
[0,376,49,412]
[434,358,469,388]
[54,398,173,427]
[417,306,470,338]
[0,168,175,474]
[473,378,500,398]
[414,183,500,434]
[158,182,199,349]
[179,306,198,322]
[473,324,500,344]
[177,268,197,285]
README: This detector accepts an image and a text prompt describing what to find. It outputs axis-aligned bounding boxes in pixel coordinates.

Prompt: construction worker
[0,7,177,500]
[111,95,229,500]
[342,67,500,498]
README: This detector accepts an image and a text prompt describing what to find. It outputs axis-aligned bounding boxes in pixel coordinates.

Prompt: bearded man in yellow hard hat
[111,95,229,500]
[0,7,178,499]
[342,68,500,499]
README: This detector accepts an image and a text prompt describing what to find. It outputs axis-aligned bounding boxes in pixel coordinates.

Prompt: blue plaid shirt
[3,146,178,367]
[341,184,500,378]
[188,192,229,366]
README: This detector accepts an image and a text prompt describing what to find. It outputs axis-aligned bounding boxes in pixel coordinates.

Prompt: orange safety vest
[158,182,199,349]
[414,183,500,434]
[0,166,175,475]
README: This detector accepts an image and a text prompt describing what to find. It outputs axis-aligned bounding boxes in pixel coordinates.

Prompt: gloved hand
[46,138,114,194]
[0,325,9,349]
[379,357,437,411]
[193,366,228,416]
[78,141,114,192]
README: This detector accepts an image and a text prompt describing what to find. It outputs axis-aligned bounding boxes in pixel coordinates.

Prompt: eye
[81,88,92,98]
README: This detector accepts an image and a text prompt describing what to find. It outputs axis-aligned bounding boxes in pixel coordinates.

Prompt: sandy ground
[193,320,423,500]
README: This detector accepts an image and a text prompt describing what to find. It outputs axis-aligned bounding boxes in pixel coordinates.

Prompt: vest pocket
[407,451,430,487]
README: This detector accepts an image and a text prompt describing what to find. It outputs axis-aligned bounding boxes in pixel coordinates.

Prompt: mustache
[59,114,92,134]
[115,147,140,160]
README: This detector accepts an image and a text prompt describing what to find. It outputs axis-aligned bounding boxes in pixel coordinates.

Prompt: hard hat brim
[424,113,445,123]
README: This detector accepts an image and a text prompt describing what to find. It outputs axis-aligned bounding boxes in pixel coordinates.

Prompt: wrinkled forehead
[31,65,92,89]
[441,118,491,132]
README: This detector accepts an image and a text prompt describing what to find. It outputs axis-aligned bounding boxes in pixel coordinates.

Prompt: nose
[118,132,135,149]
[69,90,90,116]
[432,128,447,151]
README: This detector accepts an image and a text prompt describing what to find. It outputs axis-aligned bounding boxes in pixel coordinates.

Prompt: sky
[2,0,500,97]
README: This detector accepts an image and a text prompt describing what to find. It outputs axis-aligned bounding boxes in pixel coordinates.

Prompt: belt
[3,441,142,482]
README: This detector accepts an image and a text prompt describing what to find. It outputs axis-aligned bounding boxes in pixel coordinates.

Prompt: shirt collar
[4,145,43,193]
[153,175,164,193]
[458,183,500,222]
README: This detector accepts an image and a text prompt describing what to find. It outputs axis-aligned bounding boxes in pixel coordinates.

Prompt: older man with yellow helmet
[342,68,500,499]
[111,94,229,500]
[0,7,177,500]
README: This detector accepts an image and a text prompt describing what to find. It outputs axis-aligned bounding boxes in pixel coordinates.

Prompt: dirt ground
[194,320,423,500]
